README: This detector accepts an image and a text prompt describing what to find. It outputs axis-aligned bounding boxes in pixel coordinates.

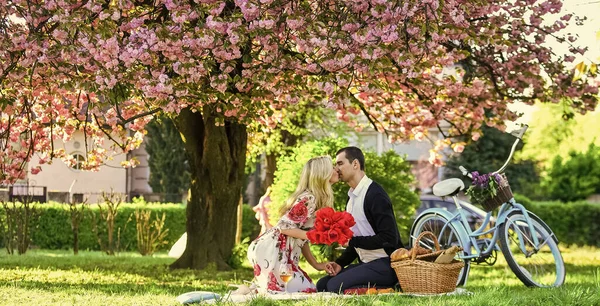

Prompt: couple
[247,146,403,294]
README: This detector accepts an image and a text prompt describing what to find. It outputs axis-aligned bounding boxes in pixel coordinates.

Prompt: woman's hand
[313,262,328,271]
[325,262,342,276]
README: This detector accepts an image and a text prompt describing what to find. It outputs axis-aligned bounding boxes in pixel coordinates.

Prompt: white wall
[27,131,127,203]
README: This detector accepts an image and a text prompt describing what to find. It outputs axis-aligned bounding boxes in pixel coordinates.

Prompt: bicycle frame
[428,196,549,261]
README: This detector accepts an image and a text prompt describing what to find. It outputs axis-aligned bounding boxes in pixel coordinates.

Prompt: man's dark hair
[336,146,365,171]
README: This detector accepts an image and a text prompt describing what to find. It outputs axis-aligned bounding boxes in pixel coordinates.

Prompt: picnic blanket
[176,287,473,304]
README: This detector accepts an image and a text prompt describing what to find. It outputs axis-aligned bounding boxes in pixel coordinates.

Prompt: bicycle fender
[411,208,472,254]
[496,208,559,244]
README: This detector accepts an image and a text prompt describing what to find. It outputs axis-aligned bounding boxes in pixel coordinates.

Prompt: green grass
[0,246,599,305]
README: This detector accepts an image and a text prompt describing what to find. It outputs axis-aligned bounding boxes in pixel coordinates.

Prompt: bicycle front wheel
[499,211,565,287]
[410,213,470,286]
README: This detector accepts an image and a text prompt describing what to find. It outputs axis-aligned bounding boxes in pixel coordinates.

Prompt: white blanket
[196,288,472,304]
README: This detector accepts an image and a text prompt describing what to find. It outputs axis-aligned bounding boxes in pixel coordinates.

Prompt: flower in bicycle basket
[465,171,504,205]
[306,208,355,246]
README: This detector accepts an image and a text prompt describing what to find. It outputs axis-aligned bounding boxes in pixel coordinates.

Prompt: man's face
[335,152,357,183]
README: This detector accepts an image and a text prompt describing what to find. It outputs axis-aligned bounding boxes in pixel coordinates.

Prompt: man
[316,146,403,293]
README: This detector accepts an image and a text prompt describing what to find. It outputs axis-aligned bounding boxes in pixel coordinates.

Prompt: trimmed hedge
[2,199,597,250]
[1,202,260,252]
[525,201,600,247]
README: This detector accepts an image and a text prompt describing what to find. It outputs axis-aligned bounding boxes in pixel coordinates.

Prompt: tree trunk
[262,126,301,190]
[170,107,247,270]
[73,230,79,255]
[235,195,243,245]
[263,153,277,188]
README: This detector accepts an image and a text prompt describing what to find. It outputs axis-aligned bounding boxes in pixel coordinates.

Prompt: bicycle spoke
[500,212,564,287]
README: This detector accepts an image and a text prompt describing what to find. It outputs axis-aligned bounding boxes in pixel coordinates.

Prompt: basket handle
[411,231,441,260]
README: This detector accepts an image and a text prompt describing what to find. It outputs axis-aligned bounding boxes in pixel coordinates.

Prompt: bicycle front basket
[481,173,513,212]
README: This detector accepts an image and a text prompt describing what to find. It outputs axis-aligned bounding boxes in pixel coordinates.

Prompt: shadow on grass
[0,251,258,299]
[0,278,226,297]
[0,251,255,284]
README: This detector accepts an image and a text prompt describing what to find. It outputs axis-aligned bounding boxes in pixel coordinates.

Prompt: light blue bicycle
[410,125,565,287]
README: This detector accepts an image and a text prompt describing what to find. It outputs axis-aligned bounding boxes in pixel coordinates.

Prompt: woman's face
[329,166,340,184]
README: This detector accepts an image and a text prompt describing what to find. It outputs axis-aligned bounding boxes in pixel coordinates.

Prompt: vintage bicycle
[409,125,565,287]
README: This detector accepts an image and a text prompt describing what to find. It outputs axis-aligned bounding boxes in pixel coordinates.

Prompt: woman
[247,156,339,294]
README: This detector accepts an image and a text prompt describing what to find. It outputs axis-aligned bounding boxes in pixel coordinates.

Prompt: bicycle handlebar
[459,166,471,178]
[460,124,529,177]
[510,125,528,140]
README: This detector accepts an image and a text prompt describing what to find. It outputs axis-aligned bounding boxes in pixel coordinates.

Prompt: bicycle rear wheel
[410,213,470,286]
[499,211,565,287]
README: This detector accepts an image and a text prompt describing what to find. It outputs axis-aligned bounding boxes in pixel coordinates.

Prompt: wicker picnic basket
[481,173,513,212]
[391,232,464,294]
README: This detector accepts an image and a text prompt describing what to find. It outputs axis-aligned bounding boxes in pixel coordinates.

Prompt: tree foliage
[145,116,190,203]
[1,0,598,183]
[544,143,600,202]
[520,103,600,171]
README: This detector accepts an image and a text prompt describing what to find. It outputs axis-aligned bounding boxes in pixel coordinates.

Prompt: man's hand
[325,262,342,277]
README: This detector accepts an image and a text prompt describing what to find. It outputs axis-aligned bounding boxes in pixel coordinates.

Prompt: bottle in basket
[434,245,462,264]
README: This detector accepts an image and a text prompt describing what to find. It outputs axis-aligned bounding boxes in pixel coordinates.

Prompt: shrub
[543,143,600,202]
[241,204,261,241]
[513,193,533,207]
[518,201,599,247]
[134,210,170,256]
[6,202,187,252]
[0,201,261,253]
[1,201,41,254]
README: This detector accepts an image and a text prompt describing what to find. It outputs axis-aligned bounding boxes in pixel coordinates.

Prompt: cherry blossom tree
[1,0,598,269]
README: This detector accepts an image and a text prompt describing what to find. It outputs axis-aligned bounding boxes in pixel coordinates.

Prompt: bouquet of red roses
[306,207,355,246]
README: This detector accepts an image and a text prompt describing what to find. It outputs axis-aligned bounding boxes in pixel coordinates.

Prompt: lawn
[0,246,599,305]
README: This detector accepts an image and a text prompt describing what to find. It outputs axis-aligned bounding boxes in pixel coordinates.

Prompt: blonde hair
[279,156,334,216]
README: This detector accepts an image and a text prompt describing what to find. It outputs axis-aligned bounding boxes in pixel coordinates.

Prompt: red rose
[307,230,317,243]
[253,264,261,277]
[316,207,335,224]
[314,221,330,232]
[310,208,355,245]
[288,202,308,223]
[337,230,350,246]
[307,230,324,244]
[313,231,323,244]
[327,229,339,243]
[338,212,356,228]
[341,227,353,239]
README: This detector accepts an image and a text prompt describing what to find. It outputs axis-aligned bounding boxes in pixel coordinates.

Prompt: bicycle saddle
[432,178,465,197]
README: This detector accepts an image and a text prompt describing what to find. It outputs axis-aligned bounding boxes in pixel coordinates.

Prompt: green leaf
[242,54,251,63]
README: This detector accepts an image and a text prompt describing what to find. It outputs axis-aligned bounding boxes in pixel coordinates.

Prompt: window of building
[71,153,86,170]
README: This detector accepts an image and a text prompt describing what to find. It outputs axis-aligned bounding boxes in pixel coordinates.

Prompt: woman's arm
[301,243,326,271]
[280,228,308,240]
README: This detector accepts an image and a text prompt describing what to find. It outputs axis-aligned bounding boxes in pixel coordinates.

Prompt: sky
[508,0,600,130]
[561,0,600,62]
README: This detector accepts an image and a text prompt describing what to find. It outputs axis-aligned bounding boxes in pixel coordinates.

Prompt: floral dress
[247,191,317,294]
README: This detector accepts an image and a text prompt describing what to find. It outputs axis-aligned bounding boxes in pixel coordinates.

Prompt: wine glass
[279,264,293,293]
